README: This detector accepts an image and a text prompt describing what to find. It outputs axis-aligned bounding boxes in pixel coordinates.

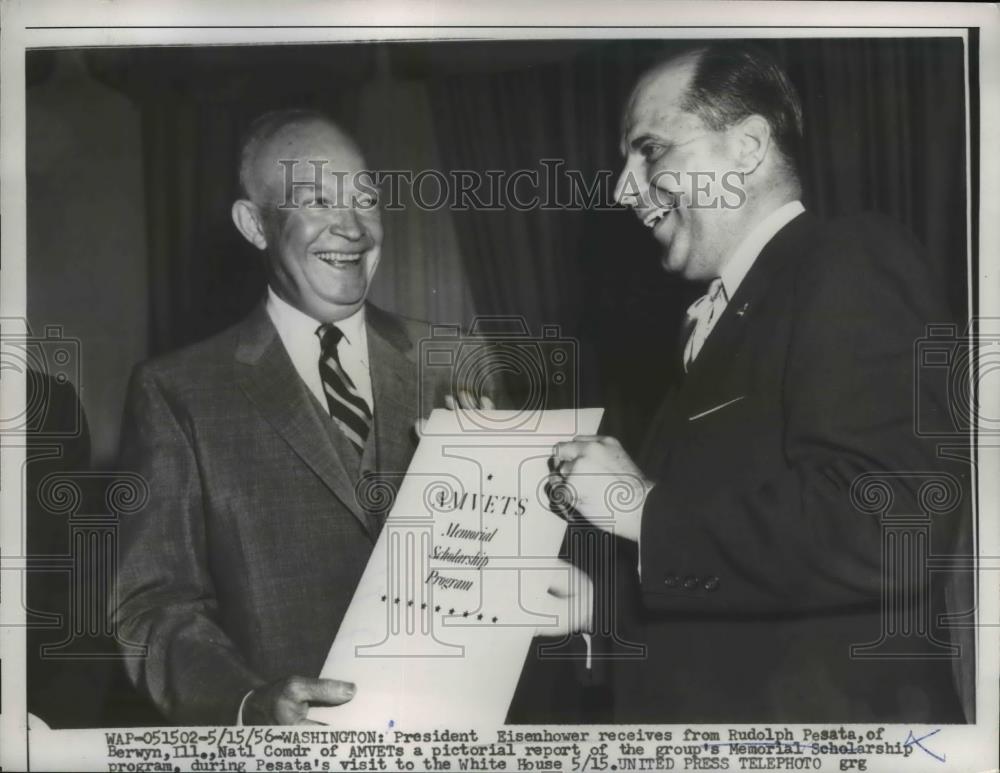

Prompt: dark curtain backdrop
[82,36,968,450]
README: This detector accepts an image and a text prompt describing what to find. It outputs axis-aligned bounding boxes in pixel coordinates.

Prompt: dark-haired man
[114,111,489,725]
[553,44,967,722]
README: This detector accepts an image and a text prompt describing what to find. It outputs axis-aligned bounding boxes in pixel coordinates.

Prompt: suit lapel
[678,211,815,409]
[233,303,368,532]
[366,303,420,476]
[638,383,683,472]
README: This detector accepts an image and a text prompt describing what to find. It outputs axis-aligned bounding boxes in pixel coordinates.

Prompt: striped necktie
[316,323,372,454]
[682,277,728,372]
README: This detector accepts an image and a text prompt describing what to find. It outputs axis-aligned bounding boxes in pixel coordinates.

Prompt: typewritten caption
[101,726,944,772]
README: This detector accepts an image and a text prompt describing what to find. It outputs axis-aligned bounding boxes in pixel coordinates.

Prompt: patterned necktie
[683,277,728,372]
[316,323,372,454]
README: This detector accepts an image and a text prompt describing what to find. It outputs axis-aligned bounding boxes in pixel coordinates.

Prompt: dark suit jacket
[608,211,970,723]
[114,301,454,725]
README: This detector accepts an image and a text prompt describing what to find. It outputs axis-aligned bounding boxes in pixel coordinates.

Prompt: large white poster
[310,408,603,728]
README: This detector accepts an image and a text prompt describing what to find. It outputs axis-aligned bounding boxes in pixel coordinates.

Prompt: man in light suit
[114,110,484,725]
[554,43,969,722]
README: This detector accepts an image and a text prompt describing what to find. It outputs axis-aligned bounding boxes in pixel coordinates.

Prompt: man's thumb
[303,679,356,706]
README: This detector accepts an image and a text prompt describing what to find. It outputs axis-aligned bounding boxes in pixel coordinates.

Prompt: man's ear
[732,114,771,175]
[231,199,268,250]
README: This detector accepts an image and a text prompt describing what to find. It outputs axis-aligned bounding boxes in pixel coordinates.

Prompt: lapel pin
[735,302,750,318]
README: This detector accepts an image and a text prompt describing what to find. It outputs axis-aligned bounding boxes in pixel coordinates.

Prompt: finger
[479,395,495,411]
[554,435,610,464]
[526,572,568,638]
[548,562,592,597]
[544,471,567,497]
[551,441,573,463]
[545,559,574,598]
[555,459,575,479]
[300,718,328,726]
[456,389,475,410]
[544,473,579,519]
[547,564,594,633]
[532,570,590,639]
[552,440,586,465]
[298,678,357,706]
[444,394,456,411]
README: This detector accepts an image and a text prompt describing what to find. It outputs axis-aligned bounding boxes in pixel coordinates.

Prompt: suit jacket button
[663,574,679,588]
[682,575,700,590]
[703,576,720,592]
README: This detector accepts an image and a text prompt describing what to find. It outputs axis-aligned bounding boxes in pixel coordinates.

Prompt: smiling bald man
[552,43,968,723]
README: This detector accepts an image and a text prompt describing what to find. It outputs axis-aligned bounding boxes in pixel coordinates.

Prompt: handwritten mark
[903,728,945,763]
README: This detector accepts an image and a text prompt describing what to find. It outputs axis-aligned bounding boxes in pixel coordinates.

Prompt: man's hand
[414,391,496,437]
[445,390,496,413]
[549,436,653,542]
[242,676,355,725]
[534,560,594,638]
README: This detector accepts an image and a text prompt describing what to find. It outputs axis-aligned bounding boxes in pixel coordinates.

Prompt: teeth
[643,208,670,228]
[316,251,362,264]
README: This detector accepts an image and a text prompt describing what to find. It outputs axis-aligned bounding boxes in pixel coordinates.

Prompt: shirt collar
[719,200,805,298]
[265,287,368,355]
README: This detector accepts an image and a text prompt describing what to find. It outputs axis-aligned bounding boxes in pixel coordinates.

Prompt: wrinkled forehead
[620,57,700,152]
[251,120,370,201]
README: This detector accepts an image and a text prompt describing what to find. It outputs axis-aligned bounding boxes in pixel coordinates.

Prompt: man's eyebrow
[628,133,659,151]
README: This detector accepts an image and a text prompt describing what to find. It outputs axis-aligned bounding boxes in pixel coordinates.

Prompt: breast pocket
[680,391,783,480]
[686,395,748,423]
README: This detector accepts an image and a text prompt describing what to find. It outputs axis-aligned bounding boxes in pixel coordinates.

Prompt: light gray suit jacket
[114,301,455,725]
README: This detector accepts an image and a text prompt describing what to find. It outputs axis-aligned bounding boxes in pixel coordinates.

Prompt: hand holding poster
[309,408,603,728]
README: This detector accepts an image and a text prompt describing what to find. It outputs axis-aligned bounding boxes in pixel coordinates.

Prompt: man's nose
[327,207,364,240]
[613,161,641,208]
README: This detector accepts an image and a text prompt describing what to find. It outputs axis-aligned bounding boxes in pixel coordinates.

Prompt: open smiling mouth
[315,251,364,267]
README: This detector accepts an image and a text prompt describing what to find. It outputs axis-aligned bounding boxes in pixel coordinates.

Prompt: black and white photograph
[1,2,997,771]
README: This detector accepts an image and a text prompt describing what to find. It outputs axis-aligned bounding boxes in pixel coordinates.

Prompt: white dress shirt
[681,200,805,370]
[265,287,374,416]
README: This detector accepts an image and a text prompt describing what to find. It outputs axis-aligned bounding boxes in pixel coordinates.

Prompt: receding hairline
[641,47,706,89]
[624,44,803,180]
[621,49,703,140]
[238,111,362,203]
